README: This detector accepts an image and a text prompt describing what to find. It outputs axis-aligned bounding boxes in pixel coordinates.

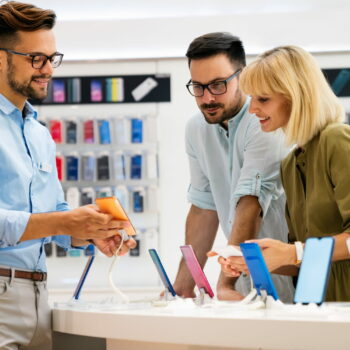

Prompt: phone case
[50,120,62,143]
[149,249,176,297]
[131,118,143,143]
[66,121,77,144]
[240,242,279,300]
[180,245,214,298]
[83,120,95,143]
[95,196,136,236]
[294,237,334,304]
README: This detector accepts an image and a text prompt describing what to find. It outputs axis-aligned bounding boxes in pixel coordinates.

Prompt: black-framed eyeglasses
[0,48,64,69]
[186,69,241,97]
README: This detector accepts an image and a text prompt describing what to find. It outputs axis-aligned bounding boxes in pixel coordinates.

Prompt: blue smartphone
[240,242,279,300]
[148,249,176,297]
[131,118,143,143]
[73,255,95,300]
[294,237,334,305]
[81,154,95,181]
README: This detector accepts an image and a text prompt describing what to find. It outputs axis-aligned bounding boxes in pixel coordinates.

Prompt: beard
[7,56,50,101]
[200,90,244,125]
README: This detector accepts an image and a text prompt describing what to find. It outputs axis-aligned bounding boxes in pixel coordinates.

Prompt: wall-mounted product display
[30,74,171,105]
[35,73,166,292]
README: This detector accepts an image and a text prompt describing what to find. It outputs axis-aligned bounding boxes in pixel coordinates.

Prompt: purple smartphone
[180,245,214,298]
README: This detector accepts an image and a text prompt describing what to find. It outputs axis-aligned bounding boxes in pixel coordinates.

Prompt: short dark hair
[186,32,246,68]
[0,1,56,47]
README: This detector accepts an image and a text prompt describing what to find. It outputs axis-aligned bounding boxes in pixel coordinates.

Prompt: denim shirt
[185,97,294,302]
[0,94,71,272]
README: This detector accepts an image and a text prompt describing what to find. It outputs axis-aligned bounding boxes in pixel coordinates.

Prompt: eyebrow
[191,76,228,84]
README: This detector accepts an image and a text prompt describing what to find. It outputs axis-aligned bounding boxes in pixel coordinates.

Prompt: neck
[0,88,27,111]
[221,93,247,129]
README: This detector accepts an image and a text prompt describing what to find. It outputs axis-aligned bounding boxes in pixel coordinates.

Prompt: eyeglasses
[0,48,64,69]
[186,69,241,97]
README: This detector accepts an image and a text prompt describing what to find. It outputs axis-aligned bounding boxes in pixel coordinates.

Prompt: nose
[200,86,215,104]
[39,59,54,76]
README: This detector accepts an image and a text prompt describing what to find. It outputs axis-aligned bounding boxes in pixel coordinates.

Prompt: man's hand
[92,235,137,257]
[216,273,244,301]
[59,205,130,240]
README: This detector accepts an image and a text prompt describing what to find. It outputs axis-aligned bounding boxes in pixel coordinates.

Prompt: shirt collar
[0,93,37,120]
[217,96,251,134]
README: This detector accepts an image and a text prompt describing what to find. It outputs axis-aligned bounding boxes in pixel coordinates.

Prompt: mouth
[202,104,222,115]
[257,115,270,124]
[32,77,51,87]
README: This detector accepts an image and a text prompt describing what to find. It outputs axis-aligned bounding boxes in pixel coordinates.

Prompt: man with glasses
[0,2,135,349]
[173,32,294,301]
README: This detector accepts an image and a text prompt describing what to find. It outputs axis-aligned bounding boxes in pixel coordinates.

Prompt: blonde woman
[219,45,350,301]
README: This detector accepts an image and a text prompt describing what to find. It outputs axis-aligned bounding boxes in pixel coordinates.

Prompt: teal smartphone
[294,237,334,305]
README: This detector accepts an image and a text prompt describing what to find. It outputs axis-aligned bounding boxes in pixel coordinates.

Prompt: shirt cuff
[187,185,216,210]
[0,209,31,247]
[233,173,279,218]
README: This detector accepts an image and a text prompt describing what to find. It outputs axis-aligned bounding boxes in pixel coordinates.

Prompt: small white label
[131,77,158,102]
[38,162,52,173]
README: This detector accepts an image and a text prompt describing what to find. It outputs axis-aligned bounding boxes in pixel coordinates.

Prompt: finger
[125,238,137,249]
[207,251,218,257]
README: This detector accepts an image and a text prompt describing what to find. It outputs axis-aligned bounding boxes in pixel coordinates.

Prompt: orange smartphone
[95,196,136,237]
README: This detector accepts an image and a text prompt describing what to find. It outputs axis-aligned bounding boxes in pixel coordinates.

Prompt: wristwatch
[294,241,303,266]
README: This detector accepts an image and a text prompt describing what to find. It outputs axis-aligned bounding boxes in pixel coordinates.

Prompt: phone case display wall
[34,73,170,289]
[30,74,170,105]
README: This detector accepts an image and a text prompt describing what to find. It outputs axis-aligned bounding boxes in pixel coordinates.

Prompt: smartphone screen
[90,79,103,102]
[294,237,334,304]
[52,79,66,103]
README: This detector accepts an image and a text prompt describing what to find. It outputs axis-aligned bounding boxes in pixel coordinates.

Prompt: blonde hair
[240,46,345,146]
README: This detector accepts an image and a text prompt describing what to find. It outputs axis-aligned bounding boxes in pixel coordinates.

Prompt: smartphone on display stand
[180,245,214,298]
[148,249,176,297]
[294,237,334,305]
[240,243,279,301]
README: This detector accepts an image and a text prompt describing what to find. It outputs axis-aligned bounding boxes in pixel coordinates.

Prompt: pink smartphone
[180,245,214,298]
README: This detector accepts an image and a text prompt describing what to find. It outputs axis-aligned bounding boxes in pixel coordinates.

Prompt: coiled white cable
[108,234,130,304]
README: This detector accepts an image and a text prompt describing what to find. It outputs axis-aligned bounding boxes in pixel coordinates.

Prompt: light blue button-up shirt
[186,97,294,302]
[0,94,71,272]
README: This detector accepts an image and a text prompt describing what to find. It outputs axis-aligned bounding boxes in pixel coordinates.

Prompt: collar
[0,93,37,120]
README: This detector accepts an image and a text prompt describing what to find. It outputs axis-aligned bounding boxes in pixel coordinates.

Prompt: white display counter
[53,299,350,350]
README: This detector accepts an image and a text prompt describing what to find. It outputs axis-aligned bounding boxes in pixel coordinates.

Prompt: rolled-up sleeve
[186,122,216,211]
[0,209,31,247]
[233,121,287,217]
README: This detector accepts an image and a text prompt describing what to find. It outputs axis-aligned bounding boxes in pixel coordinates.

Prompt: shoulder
[320,122,350,142]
